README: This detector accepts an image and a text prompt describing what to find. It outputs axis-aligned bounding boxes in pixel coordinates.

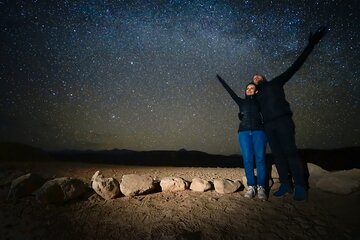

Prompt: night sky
[1,0,359,154]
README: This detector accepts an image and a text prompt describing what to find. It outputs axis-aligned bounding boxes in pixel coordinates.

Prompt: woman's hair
[246,82,258,91]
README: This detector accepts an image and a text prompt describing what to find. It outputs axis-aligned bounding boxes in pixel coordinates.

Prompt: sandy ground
[0,161,359,240]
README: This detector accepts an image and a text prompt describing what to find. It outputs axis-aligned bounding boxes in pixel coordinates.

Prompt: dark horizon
[1,141,359,171]
[2,141,360,155]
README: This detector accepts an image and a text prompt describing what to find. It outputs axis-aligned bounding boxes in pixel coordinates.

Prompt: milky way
[0,0,359,154]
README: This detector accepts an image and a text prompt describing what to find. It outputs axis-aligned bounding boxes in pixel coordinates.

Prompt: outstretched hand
[308,26,327,46]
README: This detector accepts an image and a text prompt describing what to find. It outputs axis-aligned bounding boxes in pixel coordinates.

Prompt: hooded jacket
[217,76,264,132]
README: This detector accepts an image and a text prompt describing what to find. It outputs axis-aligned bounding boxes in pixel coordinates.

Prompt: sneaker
[257,186,267,200]
[244,186,255,199]
[273,184,292,197]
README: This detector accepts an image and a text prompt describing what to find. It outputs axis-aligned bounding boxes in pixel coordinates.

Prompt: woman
[216,74,267,199]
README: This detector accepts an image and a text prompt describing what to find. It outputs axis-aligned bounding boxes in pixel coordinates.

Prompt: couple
[217,27,326,201]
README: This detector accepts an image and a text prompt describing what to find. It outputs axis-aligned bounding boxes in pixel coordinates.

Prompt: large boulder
[214,178,241,194]
[307,163,329,176]
[91,171,121,200]
[316,169,360,194]
[307,163,329,187]
[160,177,188,192]
[7,173,45,200]
[190,178,212,192]
[120,174,156,197]
[35,177,87,204]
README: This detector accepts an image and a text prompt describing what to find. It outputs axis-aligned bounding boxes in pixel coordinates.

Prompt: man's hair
[254,73,267,82]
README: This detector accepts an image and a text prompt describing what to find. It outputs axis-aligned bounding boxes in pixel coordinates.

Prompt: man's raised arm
[272,26,327,85]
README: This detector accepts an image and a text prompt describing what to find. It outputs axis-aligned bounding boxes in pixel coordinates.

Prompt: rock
[241,176,248,189]
[190,178,212,192]
[120,174,156,197]
[36,177,87,204]
[328,169,360,181]
[271,164,279,179]
[316,169,360,194]
[0,169,26,187]
[307,163,329,187]
[160,177,188,192]
[271,177,281,192]
[7,173,45,200]
[214,178,241,194]
[307,163,329,175]
[91,171,121,200]
[88,193,102,203]
[268,178,275,189]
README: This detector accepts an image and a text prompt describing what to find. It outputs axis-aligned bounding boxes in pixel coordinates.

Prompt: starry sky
[0,0,359,154]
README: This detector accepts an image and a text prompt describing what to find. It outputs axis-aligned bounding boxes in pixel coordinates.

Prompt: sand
[1,161,359,240]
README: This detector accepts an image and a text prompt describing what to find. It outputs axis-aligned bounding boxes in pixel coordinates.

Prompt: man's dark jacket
[255,43,316,123]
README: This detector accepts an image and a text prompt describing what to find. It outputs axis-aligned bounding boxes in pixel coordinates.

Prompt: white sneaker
[244,186,255,199]
[257,186,267,200]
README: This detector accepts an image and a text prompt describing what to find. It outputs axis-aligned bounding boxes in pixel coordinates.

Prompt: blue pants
[238,130,267,187]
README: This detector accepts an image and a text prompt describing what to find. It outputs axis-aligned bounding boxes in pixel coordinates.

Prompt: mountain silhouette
[1,142,359,171]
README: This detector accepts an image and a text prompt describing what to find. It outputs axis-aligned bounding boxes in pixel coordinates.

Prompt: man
[252,27,327,201]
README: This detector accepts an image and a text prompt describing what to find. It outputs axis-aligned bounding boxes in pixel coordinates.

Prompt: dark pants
[264,116,305,187]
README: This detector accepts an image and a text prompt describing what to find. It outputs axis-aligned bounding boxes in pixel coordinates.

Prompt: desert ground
[1,160,359,240]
